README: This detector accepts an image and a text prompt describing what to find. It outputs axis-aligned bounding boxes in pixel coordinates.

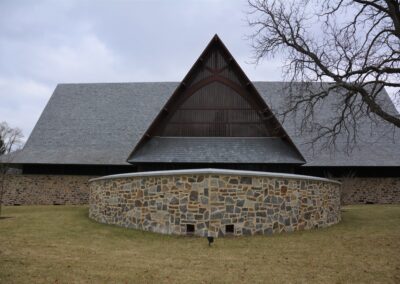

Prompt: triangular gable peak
[127,35,304,163]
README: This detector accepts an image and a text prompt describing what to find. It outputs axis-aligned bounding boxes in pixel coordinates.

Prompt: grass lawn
[0,205,399,283]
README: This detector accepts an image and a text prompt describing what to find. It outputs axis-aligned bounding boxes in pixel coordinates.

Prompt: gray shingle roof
[128,137,305,164]
[15,83,177,165]
[255,82,400,167]
[13,81,400,167]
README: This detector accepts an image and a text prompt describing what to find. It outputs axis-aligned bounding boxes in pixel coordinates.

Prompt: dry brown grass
[0,205,399,283]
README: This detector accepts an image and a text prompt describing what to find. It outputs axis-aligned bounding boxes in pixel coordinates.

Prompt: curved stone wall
[89,169,341,237]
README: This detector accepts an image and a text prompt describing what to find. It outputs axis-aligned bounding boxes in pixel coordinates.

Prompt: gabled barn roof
[11,35,400,168]
[13,81,400,167]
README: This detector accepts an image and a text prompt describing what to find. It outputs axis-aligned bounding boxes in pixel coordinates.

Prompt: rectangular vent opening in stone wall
[226,224,234,234]
[186,224,195,235]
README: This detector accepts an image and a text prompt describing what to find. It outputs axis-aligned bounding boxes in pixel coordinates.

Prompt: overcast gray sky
[0,0,398,140]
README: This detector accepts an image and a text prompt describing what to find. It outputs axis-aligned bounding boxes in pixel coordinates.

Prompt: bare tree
[247,0,400,148]
[0,122,23,217]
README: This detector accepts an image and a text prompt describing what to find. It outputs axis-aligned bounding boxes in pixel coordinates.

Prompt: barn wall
[2,174,400,205]
[340,178,400,205]
[2,174,96,205]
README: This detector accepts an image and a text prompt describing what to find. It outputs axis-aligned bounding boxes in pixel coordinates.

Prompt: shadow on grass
[0,216,14,220]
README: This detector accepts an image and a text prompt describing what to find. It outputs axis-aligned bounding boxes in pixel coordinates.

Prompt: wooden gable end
[151,35,284,137]
[128,35,303,161]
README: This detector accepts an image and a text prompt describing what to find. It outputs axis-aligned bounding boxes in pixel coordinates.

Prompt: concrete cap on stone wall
[89,168,341,185]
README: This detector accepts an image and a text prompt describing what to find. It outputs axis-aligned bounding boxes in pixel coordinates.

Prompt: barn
[3,35,400,206]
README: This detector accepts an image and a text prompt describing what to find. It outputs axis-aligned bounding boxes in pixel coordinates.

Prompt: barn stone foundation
[340,178,400,205]
[2,174,94,205]
[89,169,341,237]
[2,174,399,206]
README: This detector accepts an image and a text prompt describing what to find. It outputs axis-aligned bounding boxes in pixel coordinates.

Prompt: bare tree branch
[247,0,400,150]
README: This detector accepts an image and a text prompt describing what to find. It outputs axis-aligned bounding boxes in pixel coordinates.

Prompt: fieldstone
[264,228,273,235]
[189,191,198,201]
[218,180,226,187]
[229,178,238,184]
[226,205,234,213]
[256,223,263,230]
[264,196,272,203]
[240,176,252,185]
[210,178,219,187]
[197,223,205,230]
[242,228,252,235]
[211,210,224,219]
[170,196,179,205]
[225,196,234,204]
[256,211,266,217]
[246,190,255,197]
[244,199,255,209]
[210,193,218,202]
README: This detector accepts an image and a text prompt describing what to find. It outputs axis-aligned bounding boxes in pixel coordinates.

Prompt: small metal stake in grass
[207,236,214,246]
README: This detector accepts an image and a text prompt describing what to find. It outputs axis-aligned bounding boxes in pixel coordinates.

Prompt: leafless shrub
[0,121,24,216]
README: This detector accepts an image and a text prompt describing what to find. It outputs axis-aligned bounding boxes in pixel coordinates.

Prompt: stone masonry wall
[89,172,341,237]
[2,174,95,205]
[340,178,400,205]
[3,174,398,207]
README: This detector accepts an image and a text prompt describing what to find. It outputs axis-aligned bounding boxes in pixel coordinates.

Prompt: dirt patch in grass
[0,205,399,283]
